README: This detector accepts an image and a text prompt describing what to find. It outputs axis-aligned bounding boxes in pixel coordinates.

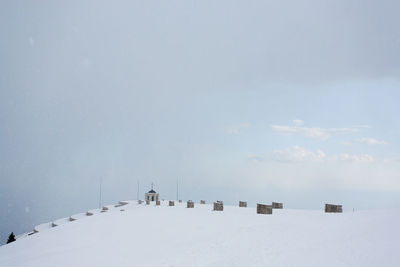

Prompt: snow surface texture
[0,201,398,267]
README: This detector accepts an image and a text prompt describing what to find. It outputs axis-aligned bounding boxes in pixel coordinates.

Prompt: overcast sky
[1,0,400,243]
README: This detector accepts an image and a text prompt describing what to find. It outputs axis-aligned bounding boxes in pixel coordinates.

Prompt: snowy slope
[0,201,398,267]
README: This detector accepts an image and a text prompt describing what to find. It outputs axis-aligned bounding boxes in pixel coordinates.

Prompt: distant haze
[1,0,400,244]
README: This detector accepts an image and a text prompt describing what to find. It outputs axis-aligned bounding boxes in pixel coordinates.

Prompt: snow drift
[0,200,398,267]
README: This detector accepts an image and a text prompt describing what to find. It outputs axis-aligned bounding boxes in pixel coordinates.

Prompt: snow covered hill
[0,200,398,267]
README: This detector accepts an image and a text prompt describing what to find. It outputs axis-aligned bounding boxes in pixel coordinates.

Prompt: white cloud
[224,123,249,134]
[359,137,388,145]
[246,153,264,163]
[293,119,304,126]
[273,146,326,162]
[353,125,372,129]
[338,153,374,163]
[271,124,357,140]
[272,146,374,164]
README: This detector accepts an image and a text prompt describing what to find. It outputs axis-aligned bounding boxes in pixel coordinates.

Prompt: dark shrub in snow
[7,232,16,244]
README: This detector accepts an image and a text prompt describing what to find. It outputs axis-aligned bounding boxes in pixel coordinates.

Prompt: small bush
[7,232,16,244]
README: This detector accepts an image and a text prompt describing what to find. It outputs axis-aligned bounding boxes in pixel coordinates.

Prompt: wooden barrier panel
[156,200,161,206]
[101,206,110,212]
[179,200,182,203]
[257,204,273,214]
[187,200,194,208]
[200,200,206,204]
[213,202,223,211]
[70,213,86,221]
[115,201,129,207]
[272,202,283,209]
[138,200,143,204]
[33,222,53,233]
[239,201,247,207]
[52,217,70,227]
[146,200,150,205]
[325,204,343,213]
[169,201,175,206]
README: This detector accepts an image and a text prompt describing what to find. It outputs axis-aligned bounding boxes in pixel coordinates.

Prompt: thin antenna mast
[137,181,140,200]
[98,178,102,209]
[176,179,179,200]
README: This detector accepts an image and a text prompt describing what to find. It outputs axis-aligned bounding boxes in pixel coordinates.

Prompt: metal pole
[99,178,102,209]
[137,181,140,200]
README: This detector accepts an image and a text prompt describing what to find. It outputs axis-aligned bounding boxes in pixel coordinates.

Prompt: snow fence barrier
[33,222,53,233]
[86,208,101,216]
[115,201,128,207]
[52,217,70,228]
[239,201,247,207]
[187,200,194,208]
[102,206,109,212]
[272,202,283,209]
[70,212,87,221]
[257,204,273,214]
[213,201,223,211]
[156,200,161,206]
[325,204,342,213]
[146,200,150,205]
[169,201,175,206]
[200,200,206,204]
